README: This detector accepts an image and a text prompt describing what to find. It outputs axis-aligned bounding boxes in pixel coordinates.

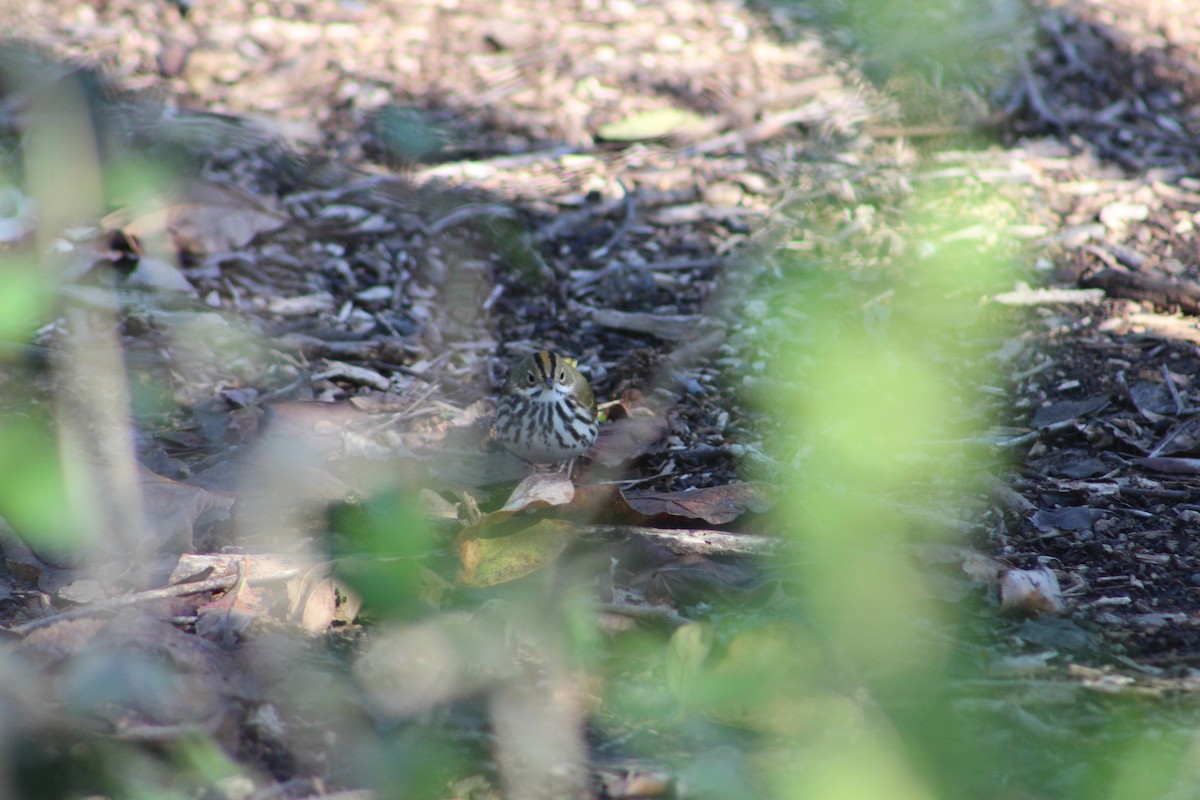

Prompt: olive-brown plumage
[496,351,598,466]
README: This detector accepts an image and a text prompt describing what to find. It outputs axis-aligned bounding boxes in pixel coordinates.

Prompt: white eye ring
[526,372,536,384]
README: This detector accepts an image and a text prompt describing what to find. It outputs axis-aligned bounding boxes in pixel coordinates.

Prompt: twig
[643,256,723,272]
[1161,363,1185,417]
[580,525,779,556]
[3,568,299,637]
[589,180,635,260]
[1041,10,1093,79]
[258,373,313,403]
[1082,268,1200,315]
[534,195,625,243]
[993,419,1079,448]
[596,602,687,628]
[428,203,519,236]
[685,103,825,156]
[4,574,236,636]
[413,145,581,181]
[1017,49,1064,132]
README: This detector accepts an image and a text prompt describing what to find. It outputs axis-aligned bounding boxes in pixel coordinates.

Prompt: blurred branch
[581,525,780,556]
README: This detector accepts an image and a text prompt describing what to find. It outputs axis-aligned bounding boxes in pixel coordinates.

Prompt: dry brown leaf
[140,469,236,553]
[599,768,672,798]
[568,483,631,523]
[287,564,339,634]
[298,577,338,634]
[15,618,107,668]
[120,180,287,256]
[195,573,265,644]
[54,615,230,738]
[1000,568,1066,617]
[571,482,771,528]
[457,473,576,538]
[639,553,759,607]
[53,578,107,604]
[500,472,576,514]
[958,549,1008,586]
[912,544,1008,587]
[417,489,459,521]
[622,483,772,526]
[284,570,360,632]
[166,553,317,584]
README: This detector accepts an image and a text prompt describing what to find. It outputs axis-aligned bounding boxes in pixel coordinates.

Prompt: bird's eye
[526,372,536,384]
[558,371,567,382]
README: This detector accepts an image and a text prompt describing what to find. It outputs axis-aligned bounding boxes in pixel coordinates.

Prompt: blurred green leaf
[773,732,938,800]
[331,490,434,619]
[0,415,78,555]
[665,621,712,705]
[0,254,47,343]
[169,734,243,787]
[367,106,444,164]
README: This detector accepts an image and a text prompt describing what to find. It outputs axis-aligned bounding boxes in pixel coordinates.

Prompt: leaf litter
[7,0,1200,796]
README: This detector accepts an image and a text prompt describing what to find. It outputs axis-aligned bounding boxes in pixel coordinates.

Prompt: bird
[495,351,599,472]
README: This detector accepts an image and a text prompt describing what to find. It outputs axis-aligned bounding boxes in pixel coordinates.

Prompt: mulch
[7,0,1200,794]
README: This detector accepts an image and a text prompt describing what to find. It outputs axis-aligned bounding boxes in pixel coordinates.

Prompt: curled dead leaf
[140,469,236,554]
[1000,567,1065,617]
[287,564,342,634]
[623,482,772,526]
[458,473,576,538]
[500,472,576,514]
[123,180,288,256]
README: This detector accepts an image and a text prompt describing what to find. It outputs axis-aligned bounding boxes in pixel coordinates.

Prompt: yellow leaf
[457,519,575,587]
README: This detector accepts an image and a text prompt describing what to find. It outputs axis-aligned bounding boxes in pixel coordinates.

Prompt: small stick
[596,602,687,628]
[590,180,635,260]
[1161,363,1185,417]
[3,569,299,637]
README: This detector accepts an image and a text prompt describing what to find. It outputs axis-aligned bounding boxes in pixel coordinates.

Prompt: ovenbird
[496,351,599,467]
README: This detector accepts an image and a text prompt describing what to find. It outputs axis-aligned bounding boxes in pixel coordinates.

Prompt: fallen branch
[5,555,309,636]
[4,573,243,636]
[589,180,635,260]
[581,525,780,556]
[1082,268,1200,315]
